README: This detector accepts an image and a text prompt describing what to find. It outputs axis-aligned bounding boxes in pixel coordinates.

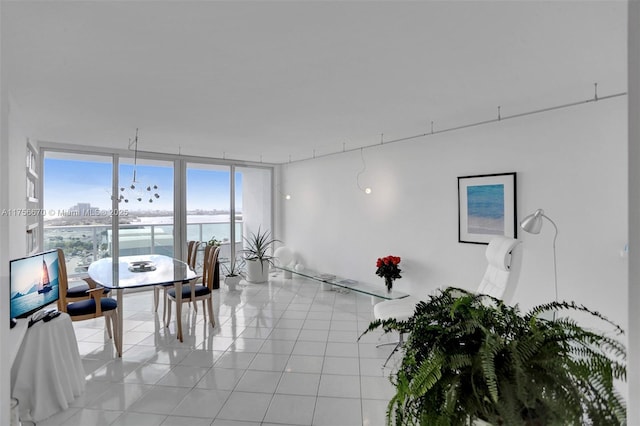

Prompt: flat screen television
[10,249,60,320]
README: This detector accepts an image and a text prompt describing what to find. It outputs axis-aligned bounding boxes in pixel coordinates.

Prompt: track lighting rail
[285,89,626,165]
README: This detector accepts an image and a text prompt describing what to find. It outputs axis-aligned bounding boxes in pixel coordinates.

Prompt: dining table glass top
[87,254,198,289]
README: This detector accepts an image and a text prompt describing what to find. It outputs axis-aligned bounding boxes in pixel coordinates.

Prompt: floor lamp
[520,209,559,313]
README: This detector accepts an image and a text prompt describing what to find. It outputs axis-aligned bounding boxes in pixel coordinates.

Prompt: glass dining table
[87,254,199,356]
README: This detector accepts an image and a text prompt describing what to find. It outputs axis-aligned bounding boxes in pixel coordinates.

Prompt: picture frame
[458,172,517,244]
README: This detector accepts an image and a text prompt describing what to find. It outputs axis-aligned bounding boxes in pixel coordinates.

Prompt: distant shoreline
[44,213,242,226]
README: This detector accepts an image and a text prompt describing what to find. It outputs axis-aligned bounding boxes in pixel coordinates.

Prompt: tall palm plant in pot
[361,287,626,426]
[241,227,280,283]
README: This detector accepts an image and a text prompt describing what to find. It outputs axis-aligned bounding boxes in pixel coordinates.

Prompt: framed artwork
[458,172,517,244]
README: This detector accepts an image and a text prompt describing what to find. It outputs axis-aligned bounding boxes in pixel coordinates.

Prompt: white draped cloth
[11,313,86,422]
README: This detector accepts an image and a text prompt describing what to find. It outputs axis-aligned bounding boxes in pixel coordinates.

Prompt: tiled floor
[37,271,401,426]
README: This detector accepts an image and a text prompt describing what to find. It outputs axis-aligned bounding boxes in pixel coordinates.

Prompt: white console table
[9,319,28,368]
[11,313,85,423]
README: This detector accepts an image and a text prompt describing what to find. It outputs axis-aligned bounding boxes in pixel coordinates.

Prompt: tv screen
[10,250,60,319]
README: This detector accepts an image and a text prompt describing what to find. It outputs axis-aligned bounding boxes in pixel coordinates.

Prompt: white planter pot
[245,259,269,283]
[225,274,242,291]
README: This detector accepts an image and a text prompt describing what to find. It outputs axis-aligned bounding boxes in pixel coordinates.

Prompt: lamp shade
[520,209,545,234]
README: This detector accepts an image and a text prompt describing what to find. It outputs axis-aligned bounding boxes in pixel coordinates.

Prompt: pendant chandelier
[116,128,160,203]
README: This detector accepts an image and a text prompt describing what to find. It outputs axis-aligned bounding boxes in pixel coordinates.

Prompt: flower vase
[385,276,394,293]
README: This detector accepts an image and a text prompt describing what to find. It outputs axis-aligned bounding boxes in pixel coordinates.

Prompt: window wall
[42,152,114,274]
[117,158,174,257]
[41,146,272,277]
[186,163,236,269]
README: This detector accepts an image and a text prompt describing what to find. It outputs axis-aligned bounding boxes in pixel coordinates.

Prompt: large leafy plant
[362,287,626,426]
[241,227,280,265]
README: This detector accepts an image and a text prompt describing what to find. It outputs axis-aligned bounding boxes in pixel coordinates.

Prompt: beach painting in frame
[458,172,517,244]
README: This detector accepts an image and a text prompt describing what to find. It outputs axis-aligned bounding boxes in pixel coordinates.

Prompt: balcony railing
[43,221,243,276]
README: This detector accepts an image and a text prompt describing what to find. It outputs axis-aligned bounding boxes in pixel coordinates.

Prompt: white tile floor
[37,271,402,426]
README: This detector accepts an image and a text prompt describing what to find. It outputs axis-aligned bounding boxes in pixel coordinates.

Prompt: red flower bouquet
[375,255,402,292]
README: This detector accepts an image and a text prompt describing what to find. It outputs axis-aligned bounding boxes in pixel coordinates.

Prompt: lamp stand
[546,214,559,319]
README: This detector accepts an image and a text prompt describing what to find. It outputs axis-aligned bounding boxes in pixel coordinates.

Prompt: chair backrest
[202,245,220,290]
[187,240,200,269]
[56,248,70,311]
[476,236,521,299]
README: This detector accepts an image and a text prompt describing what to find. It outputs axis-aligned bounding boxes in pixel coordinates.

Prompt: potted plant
[221,256,245,291]
[241,227,281,283]
[361,287,626,426]
[207,236,221,247]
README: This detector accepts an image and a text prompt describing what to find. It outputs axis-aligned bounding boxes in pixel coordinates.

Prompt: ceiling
[1,1,627,164]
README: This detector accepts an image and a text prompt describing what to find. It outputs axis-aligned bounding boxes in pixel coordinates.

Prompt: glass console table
[275,265,409,300]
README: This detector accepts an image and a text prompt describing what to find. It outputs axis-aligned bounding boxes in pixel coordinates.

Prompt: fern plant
[362,287,626,426]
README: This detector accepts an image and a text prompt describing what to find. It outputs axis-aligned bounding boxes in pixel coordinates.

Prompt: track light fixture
[356,148,372,195]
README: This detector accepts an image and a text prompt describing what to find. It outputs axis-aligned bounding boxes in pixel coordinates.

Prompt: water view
[44,212,243,275]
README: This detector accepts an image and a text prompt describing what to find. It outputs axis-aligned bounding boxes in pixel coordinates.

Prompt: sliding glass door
[117,158,174,257]
[42,152,113,274]
[186,163,237,271]
[41,148,272,278]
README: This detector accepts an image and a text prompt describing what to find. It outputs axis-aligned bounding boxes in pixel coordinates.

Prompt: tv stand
[9,319,28,367]
[11,313,85,422]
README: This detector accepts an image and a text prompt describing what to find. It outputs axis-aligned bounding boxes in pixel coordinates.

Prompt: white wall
[1,95,33,425]
[628,0,639,422]
[0,52,11,426]
[7,107,28,258]
[281,96,628,332]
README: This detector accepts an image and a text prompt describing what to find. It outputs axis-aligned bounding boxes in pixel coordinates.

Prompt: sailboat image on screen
[38,257,53,294]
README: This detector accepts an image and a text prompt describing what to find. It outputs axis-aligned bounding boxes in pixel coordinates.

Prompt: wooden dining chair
[56,249,121,354]
[187,240,200,270]
[59,256,111,310]
[154,240,201,322]
[62,277,111,306]
[165,244,218,339]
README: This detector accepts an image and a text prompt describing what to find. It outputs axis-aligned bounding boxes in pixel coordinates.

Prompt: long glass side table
[275,265,409,301]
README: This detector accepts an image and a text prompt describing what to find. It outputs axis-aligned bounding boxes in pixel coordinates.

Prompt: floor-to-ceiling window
[42,151,113,275]
[186,163,241,268]
[117,158,175,257]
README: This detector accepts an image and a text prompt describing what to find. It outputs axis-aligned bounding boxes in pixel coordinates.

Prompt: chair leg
[111,311,122,356]
[153,287,159,312]
[162,288,168,324]
[105,314,113,339]
[206,298,215,327]
[165,300,172,328]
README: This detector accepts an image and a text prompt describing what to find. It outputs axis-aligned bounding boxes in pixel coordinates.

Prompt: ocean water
[467,184,504,219]
[136,214,231,225]
[135,215,243,243]
[188,223,243,243]
[467,184,505,235]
